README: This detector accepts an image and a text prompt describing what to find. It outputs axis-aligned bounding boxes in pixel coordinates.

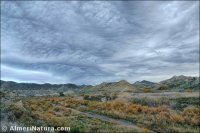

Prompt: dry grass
[18,96,200,133]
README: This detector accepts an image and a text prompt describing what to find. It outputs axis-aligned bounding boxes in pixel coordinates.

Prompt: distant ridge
[1,75,199,93]
[0,80,79,90]
[133,80,157,86]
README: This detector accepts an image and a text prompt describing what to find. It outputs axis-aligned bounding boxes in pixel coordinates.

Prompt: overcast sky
[1,1,199,85]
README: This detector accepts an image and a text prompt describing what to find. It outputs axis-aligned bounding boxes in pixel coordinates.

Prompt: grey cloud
[1,1,199,85]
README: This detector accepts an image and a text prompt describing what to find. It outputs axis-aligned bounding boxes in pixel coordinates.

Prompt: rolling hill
[1,75,199,97]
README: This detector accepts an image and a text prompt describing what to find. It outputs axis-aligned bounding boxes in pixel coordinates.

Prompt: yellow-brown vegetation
[21,96,200,133]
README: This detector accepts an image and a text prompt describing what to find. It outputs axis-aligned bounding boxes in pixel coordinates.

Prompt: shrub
[158,85,168,90]
[131,97,170,107]
[182,106,200,117]
[83,95,89,100]
[173,97,199,106]
[170,114,184,123]
[185,89,192,93]
[191,116,200,126]
[143,88,151,93]
[59,92,65,97]
[142,128,148,133]
[53,107,60,112]
[9,105,24,119]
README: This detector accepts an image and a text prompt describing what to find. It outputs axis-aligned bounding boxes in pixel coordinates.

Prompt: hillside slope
[80,80,135,95]
[160,75,199,91]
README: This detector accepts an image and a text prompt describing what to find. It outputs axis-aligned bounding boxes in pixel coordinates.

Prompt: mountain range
[0,75,199,96]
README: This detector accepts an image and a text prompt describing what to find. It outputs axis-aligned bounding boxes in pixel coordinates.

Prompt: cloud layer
[1,1,199,84]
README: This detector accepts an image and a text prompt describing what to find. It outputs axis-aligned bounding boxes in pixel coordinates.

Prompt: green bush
[59,92,65,97]
[131,97,170,107]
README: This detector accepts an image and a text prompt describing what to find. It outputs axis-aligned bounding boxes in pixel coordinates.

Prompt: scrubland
[6,94,199,133]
